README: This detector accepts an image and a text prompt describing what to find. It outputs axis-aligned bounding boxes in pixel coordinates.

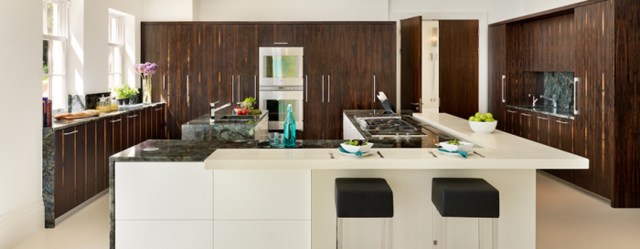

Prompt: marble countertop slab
[506,105,575,120]
[182,111,268,127]
[50,102,166,131]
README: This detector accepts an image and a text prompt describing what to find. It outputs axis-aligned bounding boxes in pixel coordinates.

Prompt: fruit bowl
[469,120,498,133]
[439,141,474,152]
[340,142,374,153]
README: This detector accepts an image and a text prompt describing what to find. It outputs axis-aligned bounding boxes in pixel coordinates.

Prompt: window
[43,0,67,111]
[108,15,123,91]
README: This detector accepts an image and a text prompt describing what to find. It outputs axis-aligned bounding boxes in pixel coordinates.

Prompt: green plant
[113,84,139,99]
[243,97,257,104]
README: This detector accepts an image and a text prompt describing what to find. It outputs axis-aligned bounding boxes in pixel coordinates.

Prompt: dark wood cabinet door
[75,125,86,204]
[400,16,422,112]
[488,25,506,131]
[96,120,107,191]
[165,24,191,139]
[505,109,519,135]
[337,24,372,111]
[371,24,397,110]
[258,24,304,46]
[303,25,331,139]
[237,25,259,102]
[85,122,97,199]
[189,24,206,122]
[59,127,77,215]
[125,111,141,147]
[140,108,149,142]
[534,114,552,146]
[142,24,167,103]
[519,111,535,140]
[54,130,64,217]
[204,24,237,108]
[552,117,574,153]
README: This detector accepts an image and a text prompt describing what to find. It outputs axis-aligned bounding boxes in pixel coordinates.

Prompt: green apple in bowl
[469,112,497,133]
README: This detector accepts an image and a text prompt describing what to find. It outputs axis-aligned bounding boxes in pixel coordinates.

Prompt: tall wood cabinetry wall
[142,22,396,140]
[488,0,640,208]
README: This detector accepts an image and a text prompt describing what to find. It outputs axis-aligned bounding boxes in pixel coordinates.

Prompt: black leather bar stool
[431,178,500,249]
[335,178,394,249]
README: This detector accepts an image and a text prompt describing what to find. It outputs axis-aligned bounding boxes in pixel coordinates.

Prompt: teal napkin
[339,147,363,157]
[438,148,468,158]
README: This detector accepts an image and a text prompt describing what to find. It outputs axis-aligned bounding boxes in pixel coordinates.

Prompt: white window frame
[43,0,69,113]
[108,15,124,91]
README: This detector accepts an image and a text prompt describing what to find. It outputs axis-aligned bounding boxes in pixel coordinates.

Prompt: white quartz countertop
[204,113,589,170]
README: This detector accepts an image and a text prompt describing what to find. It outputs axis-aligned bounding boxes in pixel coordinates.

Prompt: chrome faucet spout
[540,94,557,108]
[210,102,232,119]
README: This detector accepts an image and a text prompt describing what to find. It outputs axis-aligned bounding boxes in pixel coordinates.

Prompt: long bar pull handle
[507,110,517,113]
[322,75,325,103]
[64,130,78,136]
[232,75,234,102]
[556,120,570,125]
[238,75,241,101]
[573,77,579,115]
[502,75,506,103]
[537,117,548,120]
[110,119,122,123]
[129,115,138,118]
[521,113,532,117]
[274,42,288,45]
[254,75,257,99]
[328,75,331,103]
[373,75,376,103]
[305,75,308,102]
[186,75,190,105]
[155,108,162,111]
[163,75,166,90]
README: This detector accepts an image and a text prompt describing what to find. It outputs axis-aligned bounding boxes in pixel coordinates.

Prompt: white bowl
[469,120,498,134]
[340,142,374,153]
[439,141,474,152]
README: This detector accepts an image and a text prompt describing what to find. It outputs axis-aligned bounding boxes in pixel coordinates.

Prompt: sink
[217,115,256,123]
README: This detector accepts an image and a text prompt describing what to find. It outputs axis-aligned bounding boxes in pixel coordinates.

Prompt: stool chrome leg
[380,218,392,249]
[478,218,498,249]
[336,218,343,249]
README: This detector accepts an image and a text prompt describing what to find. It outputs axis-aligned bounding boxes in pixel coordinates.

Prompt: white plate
[339,150,375,158]
[438,150,474,157]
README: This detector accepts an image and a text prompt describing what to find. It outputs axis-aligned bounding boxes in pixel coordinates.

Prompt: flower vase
[143,78,152,104]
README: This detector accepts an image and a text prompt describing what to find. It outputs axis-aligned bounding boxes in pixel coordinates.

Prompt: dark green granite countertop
[183,110,268,126]
[506,105,575,120]
[51,102,166,131]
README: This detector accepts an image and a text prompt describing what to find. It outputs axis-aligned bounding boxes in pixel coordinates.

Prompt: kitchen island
[181,110,269,141]
[109,112,588,249]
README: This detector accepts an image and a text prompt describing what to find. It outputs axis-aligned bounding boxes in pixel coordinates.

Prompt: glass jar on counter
[110,97,119,112]
[97,95,110,112]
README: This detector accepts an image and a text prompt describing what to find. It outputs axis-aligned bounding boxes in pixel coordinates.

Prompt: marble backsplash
[541,72,574,110]
[68,89,141,113]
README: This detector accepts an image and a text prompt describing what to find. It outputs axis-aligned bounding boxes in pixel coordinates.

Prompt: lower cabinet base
[116,220,213,249]
[213,220,311,249]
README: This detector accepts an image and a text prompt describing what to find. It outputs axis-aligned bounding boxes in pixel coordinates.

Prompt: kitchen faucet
[528,94,539,107]
[210,101,232,119]
[539,94,557,108]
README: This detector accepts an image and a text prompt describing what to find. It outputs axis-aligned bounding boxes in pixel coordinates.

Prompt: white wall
[195,0,389,21]
[142,0,193,21]
[391,0,523,25]
[68,0,143,95]
[0,0,46,248]
[422,21,439,113]
[521,0,583,19]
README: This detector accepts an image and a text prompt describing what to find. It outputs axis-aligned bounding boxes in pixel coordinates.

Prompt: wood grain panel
[400,16,422,112]
[488,25,506,131]
[505,108,520,135]
[189,24,205,122]
[203,24,237,111]
[613,0,640,207]
[303,25,332,139]
[371,24,397,109]
[96,120,106,191]
[85,122,97,198]
[142,24,166,103]
[62,127,75,214]
[258,24,304,46]
[534,113,552,145]
[506,23,524,106]
[519,111,535,139]
[339,24,372,111]
[237,25,259,102]
[54,130,63,218]
[439,20,479,119]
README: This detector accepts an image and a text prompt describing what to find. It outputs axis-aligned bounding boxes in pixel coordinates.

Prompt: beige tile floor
[11,171,640,249]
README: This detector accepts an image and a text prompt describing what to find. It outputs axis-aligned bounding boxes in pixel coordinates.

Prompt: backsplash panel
[542,72,574,109]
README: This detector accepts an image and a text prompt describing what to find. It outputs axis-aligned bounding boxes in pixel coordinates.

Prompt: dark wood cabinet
[552,117,574,153]
[237,25,259,102]
[303,25,332,139]
[203,24,237,109]
[519,111,535,140]
[371,24,397,108]
[534,113,552,146]
[488,25,506,131]
[143,24,167,104]
[258,24,304,46]
[505,108,519,135]
[125,111,141,148]
[337,24,372,111]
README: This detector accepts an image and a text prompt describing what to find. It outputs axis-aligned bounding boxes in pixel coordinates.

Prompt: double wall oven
[258,47,304,131]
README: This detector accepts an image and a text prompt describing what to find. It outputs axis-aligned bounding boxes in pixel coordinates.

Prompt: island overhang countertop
[204,113,589,170]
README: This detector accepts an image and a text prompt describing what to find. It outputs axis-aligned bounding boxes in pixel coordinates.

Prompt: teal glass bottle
[283,104,296,148]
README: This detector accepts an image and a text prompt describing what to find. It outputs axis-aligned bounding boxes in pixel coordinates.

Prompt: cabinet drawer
[214,170,311,220]
[115,162,213,220]
[214,220,311,249]
[116,220,213,249]
[552,117,574,153]
[258,24,304,46]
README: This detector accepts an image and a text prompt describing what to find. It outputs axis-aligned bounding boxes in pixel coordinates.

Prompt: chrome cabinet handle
[129,115,138,118]
[507,110,517,113]
[64,130,78,136]
[411,102,420,105]
[521,113,532,117]
[328,75,331,103]
[155,108,162,111]
[238,75,241,101]
[254,75,257,98]
[163,75,166,90]
[574,77,579,115]
[556,120,570,125]
[305,75,308,102]
[373,75,376,103]
[186,75,190,104]
[322,75,325,103]
[502,75,506,103]
[110,119,122,123]
[537,116,548,120]
[274,42,288,45]
[232,75,234,102]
